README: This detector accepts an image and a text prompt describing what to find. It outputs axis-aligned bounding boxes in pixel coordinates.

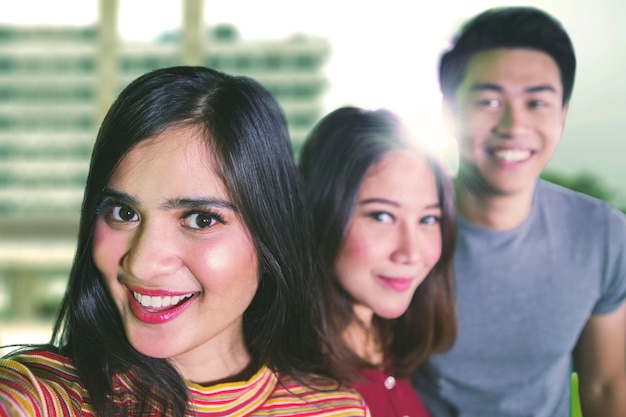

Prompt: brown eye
[476,98,501,108]
[420,215,442,225]
[184,212,225,230]
[369,211,394,224]
[111,205,138,222]
[528,100,547,109]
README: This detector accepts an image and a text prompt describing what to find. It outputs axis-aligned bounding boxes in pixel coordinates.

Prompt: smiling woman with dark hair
[0,66,369,417]
[300,106,457,416]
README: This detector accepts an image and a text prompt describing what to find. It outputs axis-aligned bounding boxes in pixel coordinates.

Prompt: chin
[374,305,409,320]
[123,324,177,359]
[129,338,176,359]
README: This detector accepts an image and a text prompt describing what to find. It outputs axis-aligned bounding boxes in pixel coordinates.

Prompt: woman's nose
[390,226,422,265]
[121,222,182,279]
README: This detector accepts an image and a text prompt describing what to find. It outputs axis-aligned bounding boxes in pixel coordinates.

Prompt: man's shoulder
[538,179,624,220]
[537,180,626,258]
[539,179,606,205]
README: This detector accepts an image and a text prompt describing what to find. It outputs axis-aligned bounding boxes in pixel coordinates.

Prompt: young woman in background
[300,107,457,417]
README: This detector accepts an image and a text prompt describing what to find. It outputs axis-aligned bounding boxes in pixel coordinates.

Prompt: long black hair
[51,66,330,415]
[300,106,457,379]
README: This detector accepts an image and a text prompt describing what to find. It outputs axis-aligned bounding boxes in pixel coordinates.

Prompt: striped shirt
[0,350,370,416]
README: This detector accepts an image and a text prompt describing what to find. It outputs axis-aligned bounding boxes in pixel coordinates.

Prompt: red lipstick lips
[127,288,197,324]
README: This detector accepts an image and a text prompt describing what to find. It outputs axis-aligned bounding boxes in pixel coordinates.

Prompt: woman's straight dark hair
[300,106,457,379]
[50,66,330,416]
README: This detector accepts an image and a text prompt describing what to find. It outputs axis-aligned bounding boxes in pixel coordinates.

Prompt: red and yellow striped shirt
[0,350,370,416]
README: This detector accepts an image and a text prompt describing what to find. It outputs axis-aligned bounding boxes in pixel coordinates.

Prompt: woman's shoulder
[4,347,74,364]
[2,347,81,384]
[1,347,93,416]
[268,372,371,416]
[185,366,369,416]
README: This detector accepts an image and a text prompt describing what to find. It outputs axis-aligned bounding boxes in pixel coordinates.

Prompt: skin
[92,126,259,385]
[448,48,567,230]
[448,48,626,416]
[574,303,626,417]
[335,150,442,363]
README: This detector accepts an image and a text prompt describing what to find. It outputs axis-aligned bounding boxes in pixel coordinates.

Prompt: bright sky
[0,0,523,159]
[3,0,626,198]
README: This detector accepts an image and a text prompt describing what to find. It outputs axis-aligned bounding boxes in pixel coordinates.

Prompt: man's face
[448,48,568,197]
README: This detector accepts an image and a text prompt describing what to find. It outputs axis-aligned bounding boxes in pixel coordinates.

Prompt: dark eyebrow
[101,188,138,206]
[162,197,238,212]
[100,188,237,212]
[525,85,557,94]
[470,83,503,93]
[470,83,557,94]
[360,198,400,207]
[360,198,441,210]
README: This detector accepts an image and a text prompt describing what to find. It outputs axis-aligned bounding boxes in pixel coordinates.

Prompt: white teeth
[133,292,193,309]
[493,149,531,162]
[162,296,171,307]
[141,295,151,307]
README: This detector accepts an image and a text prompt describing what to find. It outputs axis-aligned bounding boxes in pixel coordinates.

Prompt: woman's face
[335,149,443,322]
[93,126,259,381]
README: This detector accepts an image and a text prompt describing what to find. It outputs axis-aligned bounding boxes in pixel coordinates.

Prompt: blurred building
[0,16,330,338]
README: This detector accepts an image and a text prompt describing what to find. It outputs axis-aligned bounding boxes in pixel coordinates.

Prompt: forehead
[458,48,563,97]
[109,125,223,192]
[360,150,438,198]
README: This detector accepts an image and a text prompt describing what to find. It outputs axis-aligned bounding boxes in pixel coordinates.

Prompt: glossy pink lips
[376,276,413,292]
[127,289,196,324]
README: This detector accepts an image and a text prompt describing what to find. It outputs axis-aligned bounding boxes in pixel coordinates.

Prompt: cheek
[92,220,126,277]
[191,235,260,293]
[457,112,493,146]
[545,121,564,145]
[334,227,378,283]
[421,233,443,268]
[455,128,479,159]
[340,229,378,266]
[209,248,257,283]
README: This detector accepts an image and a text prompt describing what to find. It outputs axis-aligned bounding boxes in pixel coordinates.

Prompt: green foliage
[571,372,582,417]
[541,169,614,201]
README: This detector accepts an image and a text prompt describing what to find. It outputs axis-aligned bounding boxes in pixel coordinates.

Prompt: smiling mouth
[377,276,414,292]
[132,291,195,311]
[490,149,533,162]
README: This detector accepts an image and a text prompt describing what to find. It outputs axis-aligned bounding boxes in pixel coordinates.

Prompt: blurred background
[1,0,625,353]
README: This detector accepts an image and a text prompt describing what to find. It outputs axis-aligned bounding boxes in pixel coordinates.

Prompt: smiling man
[412,7,626,417]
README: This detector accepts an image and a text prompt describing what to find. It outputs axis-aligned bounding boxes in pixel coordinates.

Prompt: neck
[170,326,252,386]
[342,304,383,366]
[456,180,537,231]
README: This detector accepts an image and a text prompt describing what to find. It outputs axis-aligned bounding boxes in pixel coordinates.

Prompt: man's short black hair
[439,6,576,105]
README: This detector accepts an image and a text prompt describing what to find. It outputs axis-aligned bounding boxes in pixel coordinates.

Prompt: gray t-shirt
[413,180,626,417]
